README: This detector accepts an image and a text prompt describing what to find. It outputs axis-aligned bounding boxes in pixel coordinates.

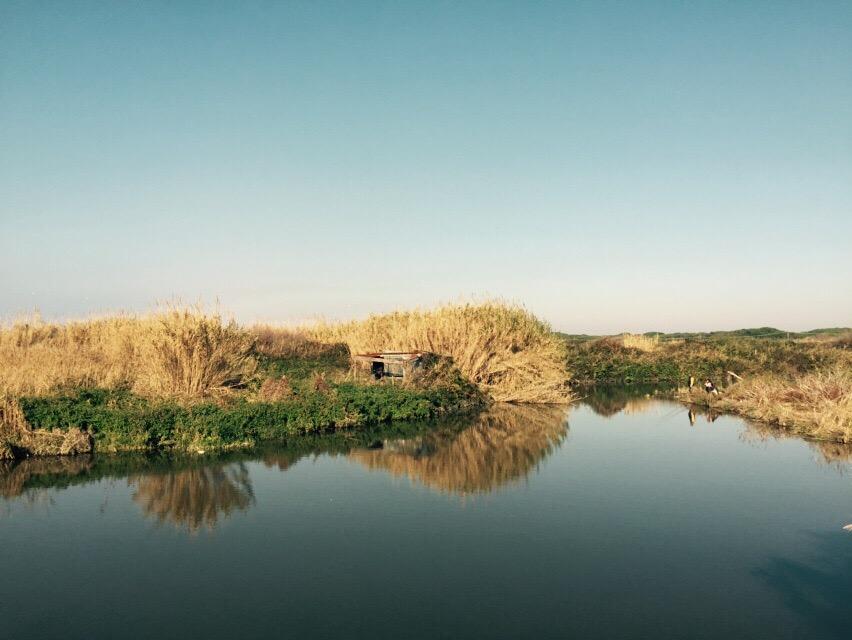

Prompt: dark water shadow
[754,530,852,637]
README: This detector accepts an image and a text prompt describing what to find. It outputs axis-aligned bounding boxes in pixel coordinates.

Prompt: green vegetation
[12,381,481,455]
[565,329,851,442]
[565,330,850,384]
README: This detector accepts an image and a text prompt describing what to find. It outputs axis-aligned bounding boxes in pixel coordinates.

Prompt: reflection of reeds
[0,455,95,500]
[621,398,659,415]
[349,403,568,495]
[261,450,307,471]
[131,463,254,532]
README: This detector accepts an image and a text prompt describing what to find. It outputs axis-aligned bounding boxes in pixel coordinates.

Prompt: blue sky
[1,0,850,333]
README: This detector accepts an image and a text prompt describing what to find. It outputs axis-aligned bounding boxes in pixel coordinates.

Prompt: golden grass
[133,308,256,398]
[349,402,569,494]
[308,302,572,403]
[1,302,574,404]
[250,324,340,360]
[0,307,256,399]
[619,333,660,352]
[679,365,852,442]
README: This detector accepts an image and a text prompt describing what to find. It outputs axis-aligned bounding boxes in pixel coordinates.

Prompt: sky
[1,0,850,334]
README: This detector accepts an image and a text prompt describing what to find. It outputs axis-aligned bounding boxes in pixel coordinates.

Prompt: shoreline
[1,382,487,460]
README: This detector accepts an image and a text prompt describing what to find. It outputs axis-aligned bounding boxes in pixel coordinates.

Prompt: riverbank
[1,381,483,458]
[0,303,572,458]
[564,330,850,385]
[676,365,852,443]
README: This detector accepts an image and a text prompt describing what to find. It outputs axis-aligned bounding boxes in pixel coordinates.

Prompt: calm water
[3,389,852,640]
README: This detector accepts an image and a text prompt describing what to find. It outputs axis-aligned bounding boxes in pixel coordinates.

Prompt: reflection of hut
[353,351,425,380]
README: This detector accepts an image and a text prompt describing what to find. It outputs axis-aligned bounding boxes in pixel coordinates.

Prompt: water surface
[3,390,852,639]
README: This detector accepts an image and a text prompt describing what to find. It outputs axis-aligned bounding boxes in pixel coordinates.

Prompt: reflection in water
[0,455,95,507]
[130,463,254,533]
[3,390,849,531]
[349,404,569,495]
[686,402,852,464]
[581,384,673,417]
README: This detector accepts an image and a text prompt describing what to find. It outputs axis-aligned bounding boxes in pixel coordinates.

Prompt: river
[2,388,851,639]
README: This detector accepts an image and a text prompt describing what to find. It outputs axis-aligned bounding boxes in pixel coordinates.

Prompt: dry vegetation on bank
[566,331,849,384]
[0,308,256,399]
[1,303,571,403]
[679,365,852,443]
[0,303,573,457]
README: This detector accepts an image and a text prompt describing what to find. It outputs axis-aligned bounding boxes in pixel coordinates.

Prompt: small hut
[352,351,425,380]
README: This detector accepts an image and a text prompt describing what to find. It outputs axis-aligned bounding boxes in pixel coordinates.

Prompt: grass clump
[134,308,256,399]
[308,302,572,403]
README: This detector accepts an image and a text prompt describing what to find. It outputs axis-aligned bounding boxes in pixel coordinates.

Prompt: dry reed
[133,308,256,398]
[0,307,256,399]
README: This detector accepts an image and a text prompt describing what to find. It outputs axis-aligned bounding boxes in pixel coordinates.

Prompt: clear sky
[1,1,850,333]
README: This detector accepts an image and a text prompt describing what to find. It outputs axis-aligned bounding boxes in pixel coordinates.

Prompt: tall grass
[309,302,572,403]
[680,365,852,442]
[1,302,573,404]
[134,308,256,398]
[0,308,256,399]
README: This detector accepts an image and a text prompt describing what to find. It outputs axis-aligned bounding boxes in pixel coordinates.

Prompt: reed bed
[308,302,572,403]
[0,308,256,399]
[680,365,852,442]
